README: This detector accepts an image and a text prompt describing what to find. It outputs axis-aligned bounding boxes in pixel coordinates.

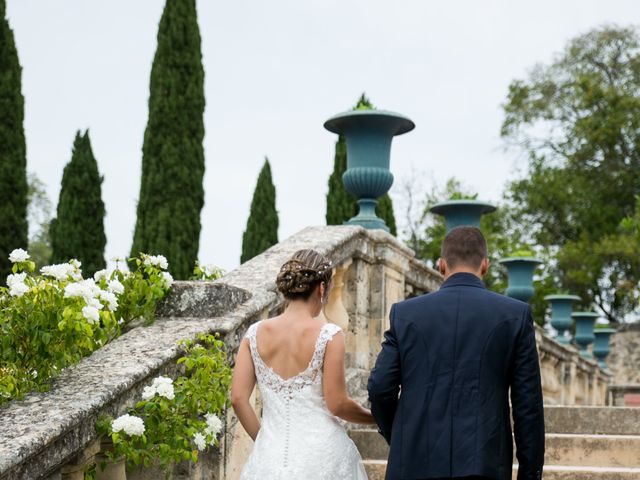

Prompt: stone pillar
[61,439,100,480]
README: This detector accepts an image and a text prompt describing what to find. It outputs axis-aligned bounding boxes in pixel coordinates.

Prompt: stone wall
[0,225,615,480]
[607,322,640,384]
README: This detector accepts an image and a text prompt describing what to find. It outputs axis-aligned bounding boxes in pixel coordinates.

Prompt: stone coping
[0,225,440,479]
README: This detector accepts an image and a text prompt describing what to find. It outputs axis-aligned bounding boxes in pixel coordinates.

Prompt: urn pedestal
[324,109,414,231]
[544,294,581,344]
[572,312,599,359]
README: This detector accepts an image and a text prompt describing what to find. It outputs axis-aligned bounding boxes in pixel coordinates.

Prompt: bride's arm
[323,332,376,425]
[231,339,261,440]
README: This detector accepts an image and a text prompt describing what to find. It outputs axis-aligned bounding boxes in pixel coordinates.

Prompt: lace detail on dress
[245,321,342,400]
[240,321,367,480]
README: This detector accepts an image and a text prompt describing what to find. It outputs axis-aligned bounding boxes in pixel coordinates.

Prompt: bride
[231,249,374,479]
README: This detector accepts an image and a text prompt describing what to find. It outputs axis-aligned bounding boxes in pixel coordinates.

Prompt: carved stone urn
[572,311,599,359]
[429,199,496,232]
[593,327,616,369]
[324,109,414,231]
[544,294,581,344]
[499,256,543,303]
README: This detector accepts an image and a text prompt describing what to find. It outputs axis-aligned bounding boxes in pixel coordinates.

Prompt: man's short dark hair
[441,226,488,270]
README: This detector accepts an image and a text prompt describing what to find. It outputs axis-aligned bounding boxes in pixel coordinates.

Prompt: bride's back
[255,316,324,380]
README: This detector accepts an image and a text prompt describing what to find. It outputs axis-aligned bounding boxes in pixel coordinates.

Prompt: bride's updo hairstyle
[276,249,333,301]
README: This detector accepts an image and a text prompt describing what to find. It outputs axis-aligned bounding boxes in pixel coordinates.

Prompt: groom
[368,226,544,480]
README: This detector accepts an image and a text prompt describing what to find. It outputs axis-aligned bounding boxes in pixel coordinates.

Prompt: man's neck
[443,269,482,281]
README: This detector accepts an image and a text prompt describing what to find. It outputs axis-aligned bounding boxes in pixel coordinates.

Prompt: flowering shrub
[0,250,173,405]
[96,334,231,473]
[192,261,224,281]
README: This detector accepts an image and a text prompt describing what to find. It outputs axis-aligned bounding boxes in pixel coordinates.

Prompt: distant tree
[501,25,640,323]
[50,131,106,276]
[0,0,28,281]
[130,0,205,279]
[241,158,278,263]
[27,173,53,267]
[325,93,397,234]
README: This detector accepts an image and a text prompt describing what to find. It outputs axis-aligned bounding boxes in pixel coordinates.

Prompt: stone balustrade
[0,225,613,480]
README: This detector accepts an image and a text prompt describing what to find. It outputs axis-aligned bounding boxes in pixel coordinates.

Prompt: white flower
[141,386,156,400]
[118,317,125,325]
[107,279,125,295]
[86,297,104,310]
[64,279,101,302]
[69,259,81,269]
[99,290,118,311]
[161,271,174,289]
[9,248,30,263]
[7,272,27,287]
[141,376,175,401]
[204,413,223,441]
[7,273,29,297]
[82,306,100,324]
[143,254,168,270]
[94,269,109,282]
[41,264,75,282]
[193,432,206,451]
[111,414,145,436]
[9,282,29,297]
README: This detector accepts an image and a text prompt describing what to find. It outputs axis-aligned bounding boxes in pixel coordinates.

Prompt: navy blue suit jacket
[367,273,544,480]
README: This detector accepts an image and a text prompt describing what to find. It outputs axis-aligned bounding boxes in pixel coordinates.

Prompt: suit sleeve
[510,305,545,480]
[367,303,401,444]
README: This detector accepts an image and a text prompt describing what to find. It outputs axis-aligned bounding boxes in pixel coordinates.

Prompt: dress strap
[308,323,342,374]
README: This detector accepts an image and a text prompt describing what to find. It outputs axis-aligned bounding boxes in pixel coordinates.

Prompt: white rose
[7,272,27,287]
[112,414,145,436]
[82,306,100,324]
[94,269,109,282]
[41,264,75,282]
[9,282,29,297]
[161,271,174,289]
[107,279,125,295]
[9,248,30,263]
[204,413,223,440]
[193,432,206,451]
[155,382,175,400]
[141,386,156,400]
[99,290,118,311]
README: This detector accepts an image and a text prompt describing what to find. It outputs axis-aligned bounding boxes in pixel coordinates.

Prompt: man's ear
[438,258,447,276]
[480,258,490,277]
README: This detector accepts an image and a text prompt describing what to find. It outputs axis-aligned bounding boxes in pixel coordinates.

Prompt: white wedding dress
[239,321,368,480]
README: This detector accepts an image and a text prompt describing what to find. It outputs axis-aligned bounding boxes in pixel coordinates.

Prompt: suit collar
[440,272,486,289]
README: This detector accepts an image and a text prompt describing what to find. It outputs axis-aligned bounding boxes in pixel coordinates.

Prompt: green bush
[0,250,173,405]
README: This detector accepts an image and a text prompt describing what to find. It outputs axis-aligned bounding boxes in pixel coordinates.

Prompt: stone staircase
[349,406,640,480]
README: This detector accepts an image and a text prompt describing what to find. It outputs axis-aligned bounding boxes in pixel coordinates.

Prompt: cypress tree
[325,93,398,235]
[50,131,106,276]
[241,158,278,263]
[0,0,28,280]
[130,0,205,279]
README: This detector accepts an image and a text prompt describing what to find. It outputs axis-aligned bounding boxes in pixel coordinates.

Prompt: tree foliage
[27,173,53,267]
[130,0,205,279]
[241,158,278,263]
[50,131,106,277]
[325,93,397,235]
[501,25,640,323]
[0,0,28,281]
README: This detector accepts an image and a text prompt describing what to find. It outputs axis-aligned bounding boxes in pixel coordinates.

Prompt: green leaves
[0,254,173,405]
[96,334,231,473]
[241,158,279,263]
[501,25,640,323]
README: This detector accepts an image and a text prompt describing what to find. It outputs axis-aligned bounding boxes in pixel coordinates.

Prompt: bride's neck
[284,299,317,319]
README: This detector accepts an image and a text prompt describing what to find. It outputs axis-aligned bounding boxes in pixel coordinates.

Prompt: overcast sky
[7,1,640,272]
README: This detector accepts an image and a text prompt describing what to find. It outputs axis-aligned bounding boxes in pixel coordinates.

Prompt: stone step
[363,461,640,480]
[544,406,640,435]
[351,430,640,467]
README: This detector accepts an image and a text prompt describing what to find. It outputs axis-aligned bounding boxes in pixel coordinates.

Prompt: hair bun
[276,260,322,296]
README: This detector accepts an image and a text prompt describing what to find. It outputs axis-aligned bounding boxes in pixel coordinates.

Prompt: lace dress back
[239,321,368,480]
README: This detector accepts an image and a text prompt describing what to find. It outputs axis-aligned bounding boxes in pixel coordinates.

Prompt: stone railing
[0,225,613,480]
